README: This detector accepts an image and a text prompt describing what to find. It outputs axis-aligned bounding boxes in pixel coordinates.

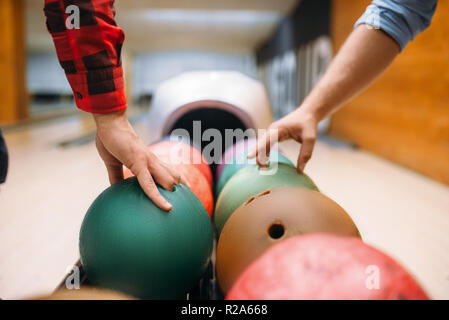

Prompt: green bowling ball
[214,163,319,235]
[215,151,293,197]
[79,177,213,299]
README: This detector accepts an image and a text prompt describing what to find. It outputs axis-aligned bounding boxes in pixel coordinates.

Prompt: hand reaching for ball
[94,110,189,211]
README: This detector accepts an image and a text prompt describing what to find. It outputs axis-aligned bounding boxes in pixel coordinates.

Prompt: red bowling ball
[176,164,213,217]
[227,234,428,300]
[149,141,213,187]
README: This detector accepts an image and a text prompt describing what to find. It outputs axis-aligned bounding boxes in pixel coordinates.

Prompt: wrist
[93,110,128,128]
[294,103,321,123]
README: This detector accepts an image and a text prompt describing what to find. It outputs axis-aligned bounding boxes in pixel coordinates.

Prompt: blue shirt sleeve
[355,0,438,51]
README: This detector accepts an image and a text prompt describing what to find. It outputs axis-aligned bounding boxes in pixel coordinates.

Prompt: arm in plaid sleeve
[44,0,127,113]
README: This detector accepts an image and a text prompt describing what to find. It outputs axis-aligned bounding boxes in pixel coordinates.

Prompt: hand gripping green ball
[79,177,213,299]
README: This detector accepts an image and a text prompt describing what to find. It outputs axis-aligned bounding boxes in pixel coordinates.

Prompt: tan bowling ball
[32,287,135,300]
[216,186,360,293]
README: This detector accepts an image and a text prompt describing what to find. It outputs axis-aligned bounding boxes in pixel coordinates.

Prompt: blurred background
[0,0,448,299]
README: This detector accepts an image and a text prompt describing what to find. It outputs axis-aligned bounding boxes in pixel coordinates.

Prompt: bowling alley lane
[1,113,449,299]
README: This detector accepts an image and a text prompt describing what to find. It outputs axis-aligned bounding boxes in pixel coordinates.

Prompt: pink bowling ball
[216,138,281,179]
[216,138,257,180]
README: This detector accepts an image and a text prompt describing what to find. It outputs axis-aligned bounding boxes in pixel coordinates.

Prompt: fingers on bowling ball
[216,187,360,294]
[149,140,213,187]
[216,138,257,180]
[79,177,213,299]
[135,170,173,211]
[124,165,212,217]
[149,163,181,192]
[226,234,428,300]
[215,150,293,197]
[123,146,213,217]
[214,163,319,234]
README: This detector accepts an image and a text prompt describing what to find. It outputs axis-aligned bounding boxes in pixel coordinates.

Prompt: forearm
[44,0,126,113]
[93,111,140,151]
[300,25,400,121]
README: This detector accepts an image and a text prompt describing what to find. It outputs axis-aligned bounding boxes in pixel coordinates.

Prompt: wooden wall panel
[329,0,449,185]
[0,0,28,124]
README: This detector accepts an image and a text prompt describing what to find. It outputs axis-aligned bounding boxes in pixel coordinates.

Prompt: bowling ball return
[147,71,272,145]
[146,71,273,177]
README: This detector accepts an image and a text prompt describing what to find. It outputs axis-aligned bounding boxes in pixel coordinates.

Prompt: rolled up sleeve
[355,0,438,51]
[44,0,127,114]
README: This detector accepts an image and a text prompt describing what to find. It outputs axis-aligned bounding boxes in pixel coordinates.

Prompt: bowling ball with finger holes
[214,163,319,234]
[215,150,293,197]
[216,187,360,293]
[226,234,429,300]
[79,177,213,300]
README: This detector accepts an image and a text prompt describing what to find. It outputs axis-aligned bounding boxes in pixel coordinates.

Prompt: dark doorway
[169,108,248,180]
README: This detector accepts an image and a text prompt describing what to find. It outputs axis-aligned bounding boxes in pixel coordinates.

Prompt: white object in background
[147,71,273,143]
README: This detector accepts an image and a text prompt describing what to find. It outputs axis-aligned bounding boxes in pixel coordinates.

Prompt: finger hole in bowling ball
[258,190,271,197]
[172,185,178,192]
[244,196,255,206]
[268,223,285,240]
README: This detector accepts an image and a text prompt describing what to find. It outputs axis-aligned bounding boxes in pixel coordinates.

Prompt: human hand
[247,107,318,173]
[93,110,189,211]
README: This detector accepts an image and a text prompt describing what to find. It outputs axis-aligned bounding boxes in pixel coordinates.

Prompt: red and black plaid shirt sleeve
[44,0,127,114]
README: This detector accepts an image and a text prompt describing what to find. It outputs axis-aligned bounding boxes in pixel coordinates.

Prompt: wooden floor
[1,114,448,299]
